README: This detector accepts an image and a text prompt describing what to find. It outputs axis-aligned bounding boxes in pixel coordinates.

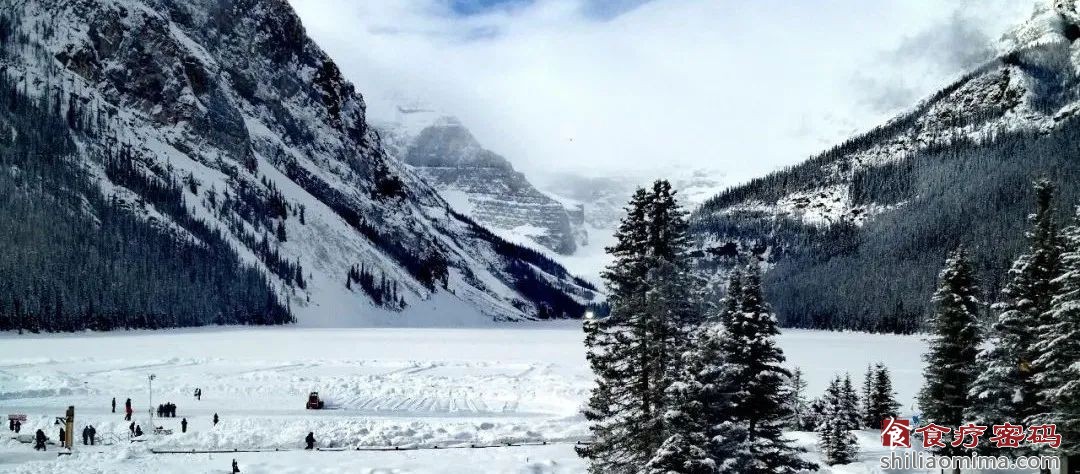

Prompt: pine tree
[580,182,702,472]
[714,269,743,327]
[803,397,827,433]
[720,261,815,472]
[642,180,704,398]
[865,363,901,429]
[1032,210,1080,456]
[646,324,751,474]
[969,182,1061,440]
[861,364,874,428]
[921,247,981,456]
[783,367,808,430]
[839,373,860,431]
[818,376,859,465]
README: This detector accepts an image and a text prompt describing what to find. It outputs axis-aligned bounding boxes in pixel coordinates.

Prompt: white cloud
[289,0,1032,184]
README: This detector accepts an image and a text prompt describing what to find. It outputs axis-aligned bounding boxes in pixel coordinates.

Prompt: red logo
[882,418,911,448]
[951,423,988,448]
[989,423,1026,448]
[914,423,952,448]
[1027,424,1062,448]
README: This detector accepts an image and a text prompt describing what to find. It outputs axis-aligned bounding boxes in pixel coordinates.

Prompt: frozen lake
[0,324,928,473]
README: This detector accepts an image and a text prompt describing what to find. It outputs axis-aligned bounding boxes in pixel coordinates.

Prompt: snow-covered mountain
[373,108,586,256]
[691,0,1080,332]
[528,169,725,286]
[0,0,597,329]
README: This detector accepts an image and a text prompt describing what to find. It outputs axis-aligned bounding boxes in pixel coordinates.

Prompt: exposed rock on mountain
[376,110,586,255]
[0,0,596,329]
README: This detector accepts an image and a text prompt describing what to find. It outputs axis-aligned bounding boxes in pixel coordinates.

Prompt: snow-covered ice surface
[0,325,963,473]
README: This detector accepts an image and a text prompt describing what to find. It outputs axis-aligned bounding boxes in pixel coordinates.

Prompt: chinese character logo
[914,423,952,448]
[882,417,911,448]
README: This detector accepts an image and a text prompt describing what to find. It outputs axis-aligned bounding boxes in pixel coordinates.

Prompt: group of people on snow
[81,425,97,445]
[156,402,177,418]
[18,386,325,460]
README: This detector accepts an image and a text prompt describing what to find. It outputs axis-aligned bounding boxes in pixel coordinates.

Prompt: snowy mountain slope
[375,109,586,256]
[691,0,1080,332]
[0,0,596,327]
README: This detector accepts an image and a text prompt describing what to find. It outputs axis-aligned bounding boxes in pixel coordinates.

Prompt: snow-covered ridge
[1,0,595,325]
[697,0,1080,231]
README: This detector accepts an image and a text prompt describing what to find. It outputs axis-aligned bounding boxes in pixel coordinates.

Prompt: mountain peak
[1001,0,1080,50]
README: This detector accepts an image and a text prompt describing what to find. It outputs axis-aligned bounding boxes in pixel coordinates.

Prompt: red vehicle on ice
[305,392,325,410]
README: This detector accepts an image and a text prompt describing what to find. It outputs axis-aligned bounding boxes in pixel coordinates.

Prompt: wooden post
[65,406,74,449]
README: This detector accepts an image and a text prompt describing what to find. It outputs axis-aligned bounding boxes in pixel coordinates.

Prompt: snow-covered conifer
[865,364,900,429]
[921,247,981,456]
[783,366,808,430]
[840,373,860,431]
[970,181,1061,440]
[1032,210,1080,456]
[720,262,815,472]
[581,181,704,472]
[818,376,859,466]
[646,324,751,473]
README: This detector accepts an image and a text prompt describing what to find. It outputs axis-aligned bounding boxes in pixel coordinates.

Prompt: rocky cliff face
[376,111,586,255]
[0,0,596,326]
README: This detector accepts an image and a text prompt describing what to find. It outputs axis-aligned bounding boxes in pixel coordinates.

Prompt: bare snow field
[0,325,943,473]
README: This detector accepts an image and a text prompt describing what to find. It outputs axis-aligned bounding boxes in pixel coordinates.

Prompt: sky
[288,0,1034,184]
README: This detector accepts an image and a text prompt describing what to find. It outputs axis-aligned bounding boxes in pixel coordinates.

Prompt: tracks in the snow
[150,439,592,455]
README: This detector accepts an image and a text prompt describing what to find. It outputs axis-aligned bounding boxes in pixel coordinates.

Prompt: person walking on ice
[213,413,218,426]
[305,432,316,450]
[232,459,240,473]
[124,398,133,421]
[181,417,187,433]
[111,397,116,413]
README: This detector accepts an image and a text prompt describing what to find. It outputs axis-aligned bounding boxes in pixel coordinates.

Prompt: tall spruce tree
[865,363,901,429]
[1032,210,1080,458]
[580,181,702,472]
[920,247,981,456]
[840,374,861,431]
[579,188,651,472]
[818,376,859,466]
[861,364,875,428]
[642,180,705,414]
[720,262,814,472]
[969,181,1061,438]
